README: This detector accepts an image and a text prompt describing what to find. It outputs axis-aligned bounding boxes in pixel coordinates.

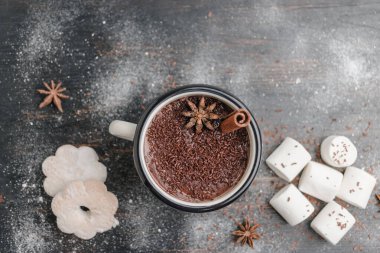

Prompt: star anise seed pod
[37,80,69,112]
[182,97,220,134]
[232,217,260,249]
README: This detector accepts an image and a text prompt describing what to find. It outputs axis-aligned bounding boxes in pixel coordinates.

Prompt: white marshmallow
[320,135,357,168]
[269,184,314,226]
[266,137,311,182]
[298,161,343,202]
[337,167,377,209]
[311,201,356,245]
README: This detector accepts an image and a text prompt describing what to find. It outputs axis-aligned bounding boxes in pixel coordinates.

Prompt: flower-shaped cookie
[43,145,107,197]
[52,180,119,240]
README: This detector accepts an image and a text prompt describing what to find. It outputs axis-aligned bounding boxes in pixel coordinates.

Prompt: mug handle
[109,120,137,141]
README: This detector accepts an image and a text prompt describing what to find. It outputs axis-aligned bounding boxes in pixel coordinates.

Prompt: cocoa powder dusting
[144,96,250,202]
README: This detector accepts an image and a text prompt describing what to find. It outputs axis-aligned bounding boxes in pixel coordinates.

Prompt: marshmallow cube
[311,201,356,245]
[298,161,343,202]
[321,135,357,168]
[337,167,377,209]
[270,184,315,226]
[266,137,311,182]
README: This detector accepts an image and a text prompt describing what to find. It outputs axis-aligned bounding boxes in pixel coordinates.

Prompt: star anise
[182,97,220,133]
[232,217,260,249]
[37,80,69,112]
[376,194,380,210]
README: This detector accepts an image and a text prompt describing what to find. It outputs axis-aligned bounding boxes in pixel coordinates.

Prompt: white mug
[109,85,262,212]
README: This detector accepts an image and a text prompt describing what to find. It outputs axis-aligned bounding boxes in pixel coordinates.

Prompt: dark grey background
[0,0,379,252]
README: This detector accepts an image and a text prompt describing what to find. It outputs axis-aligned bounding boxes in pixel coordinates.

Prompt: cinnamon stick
[220,109,251,134]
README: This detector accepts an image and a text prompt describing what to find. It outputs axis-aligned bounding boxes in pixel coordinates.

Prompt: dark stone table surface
[0,0,379,252]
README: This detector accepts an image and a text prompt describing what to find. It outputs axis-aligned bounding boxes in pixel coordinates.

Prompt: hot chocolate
[144,96,250,202]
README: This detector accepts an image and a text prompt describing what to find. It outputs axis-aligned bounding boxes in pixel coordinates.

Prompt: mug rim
[133,84,262,212]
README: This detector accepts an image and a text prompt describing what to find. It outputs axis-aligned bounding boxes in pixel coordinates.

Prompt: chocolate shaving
[145,96,249,202]
[337,222,347,230]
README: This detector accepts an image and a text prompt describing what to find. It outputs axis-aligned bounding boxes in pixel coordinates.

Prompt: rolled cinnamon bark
[220,109,251,134]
